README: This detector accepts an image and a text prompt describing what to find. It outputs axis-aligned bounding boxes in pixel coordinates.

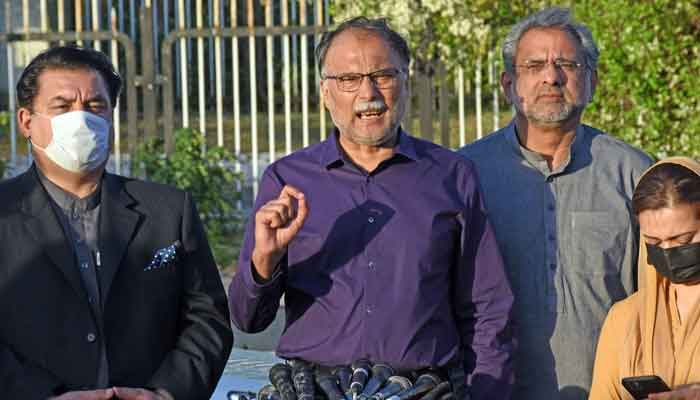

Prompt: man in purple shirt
[228,17,515,399]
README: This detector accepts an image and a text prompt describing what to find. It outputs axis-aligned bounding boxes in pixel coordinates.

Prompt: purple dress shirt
[228,130,515,399]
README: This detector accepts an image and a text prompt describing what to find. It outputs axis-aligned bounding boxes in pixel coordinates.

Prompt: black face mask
[647,242,700,284]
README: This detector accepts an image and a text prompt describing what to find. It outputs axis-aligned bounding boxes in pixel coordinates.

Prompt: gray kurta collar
[504,121,585,177]
[36,168,102,215]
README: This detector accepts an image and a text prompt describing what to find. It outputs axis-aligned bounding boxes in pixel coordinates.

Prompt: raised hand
[251,184,308,279]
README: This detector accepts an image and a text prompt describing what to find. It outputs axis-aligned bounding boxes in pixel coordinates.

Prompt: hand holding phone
[622,375,671,399]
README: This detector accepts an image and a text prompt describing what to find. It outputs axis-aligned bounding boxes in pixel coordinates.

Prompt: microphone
[349,359,372,399]
[315,369,347,400]
[291,359,316,400]
[257,384,282,400]
[369,376,412,400]
[386,373,441,400]
[334,366,353,394]
[269,363,297,400]
[418,381,451,400]
[359,364,394,398]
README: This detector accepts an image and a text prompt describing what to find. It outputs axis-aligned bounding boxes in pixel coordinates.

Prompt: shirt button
[550,263,556,271]
[548,235,556,242]
[81,262,89,269]
[366,306,372,314]
[368,217,375,224]
[86,333,97,343]
[368,261,375,270]
[88,297,94,304]
[547,204,555,211]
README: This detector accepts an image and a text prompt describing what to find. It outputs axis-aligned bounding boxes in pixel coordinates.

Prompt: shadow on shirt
[284,199,395,326]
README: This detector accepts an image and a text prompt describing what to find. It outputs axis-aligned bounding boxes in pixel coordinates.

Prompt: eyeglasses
[515,59,586,75]
[322,68,405,92]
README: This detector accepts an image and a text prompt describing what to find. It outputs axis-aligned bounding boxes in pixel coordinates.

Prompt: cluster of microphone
[257,360,454,400]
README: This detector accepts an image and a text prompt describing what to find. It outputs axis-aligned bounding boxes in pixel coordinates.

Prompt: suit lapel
[21,167,87,299]
[98,173,141,301]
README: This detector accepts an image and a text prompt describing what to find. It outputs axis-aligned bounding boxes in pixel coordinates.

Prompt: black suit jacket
[0,166,233,399]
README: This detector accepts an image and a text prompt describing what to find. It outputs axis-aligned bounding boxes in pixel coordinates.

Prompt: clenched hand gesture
[251,185,308,280]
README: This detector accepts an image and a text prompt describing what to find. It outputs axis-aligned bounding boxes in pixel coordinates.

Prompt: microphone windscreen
[350,359,372,395]
[360,364,394,398]
[269,363,297,400]
[316,370,346,400]
[370,376,412,400]
[417,381,451,400]
[334,366,353,393]
[386,372,441,400]
[257,384,282,400]
[292,360,316,400]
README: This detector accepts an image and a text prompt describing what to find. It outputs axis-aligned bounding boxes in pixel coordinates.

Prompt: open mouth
[356,109,386,120]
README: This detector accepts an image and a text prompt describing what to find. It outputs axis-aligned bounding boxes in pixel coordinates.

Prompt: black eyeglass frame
[514,58,588,75]
[321,67,407,92]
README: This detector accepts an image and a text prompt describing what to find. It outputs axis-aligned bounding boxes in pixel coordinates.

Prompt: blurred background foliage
[332,0,700,159]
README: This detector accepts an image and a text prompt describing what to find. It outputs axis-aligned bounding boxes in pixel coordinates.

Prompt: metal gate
[1,1,508,199]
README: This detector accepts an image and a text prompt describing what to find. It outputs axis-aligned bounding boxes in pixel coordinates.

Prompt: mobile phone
[621,375,671,399]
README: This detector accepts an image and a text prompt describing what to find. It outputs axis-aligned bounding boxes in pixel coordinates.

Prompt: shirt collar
[504,120,585,175]
[36,167,102,213]
[319,127,418,169]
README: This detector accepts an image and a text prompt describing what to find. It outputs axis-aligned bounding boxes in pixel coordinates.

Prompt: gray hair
[315,16,410,75]
[502,7,599,75]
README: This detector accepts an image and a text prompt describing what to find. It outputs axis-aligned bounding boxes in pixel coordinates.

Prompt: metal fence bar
[458,67,466,147]
[177,0,189,128]
[185,0,192,64]
[84,0,91,39]
[139,2,157,138]
[438,63,449,148]
[40,0,49,32]
[207,0,214,96]
[196,0,206,135]
[492,49,500,131]
[265,0,276,163]
[315,0,326,140]
[111,7,122,175]
[247,0,260,196]
[282,0,292,155]
[231,0,241,171]
[152,0,159,73]
[129,0,136,40]
[92,0,102,52]
[291,0,298,98]
[300,0,309,148]
[475,56,483,140]
[214,0,224,146]
[118,0,125,32]
[22,0,29,33]
[160,26,329,150]
[58,0,66,45]
[76,0,84,46]
[5,1,17,169]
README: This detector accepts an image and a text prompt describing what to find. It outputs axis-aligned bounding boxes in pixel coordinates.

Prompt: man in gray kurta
[458,7,652,400]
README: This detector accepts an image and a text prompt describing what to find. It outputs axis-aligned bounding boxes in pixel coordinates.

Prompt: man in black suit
[0,46,233,399]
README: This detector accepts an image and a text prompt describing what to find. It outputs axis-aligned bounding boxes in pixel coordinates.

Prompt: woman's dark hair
[16,45,122,111]
[632,163,700,215]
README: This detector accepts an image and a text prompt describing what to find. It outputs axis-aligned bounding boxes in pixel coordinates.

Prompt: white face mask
[32,110,111,173]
